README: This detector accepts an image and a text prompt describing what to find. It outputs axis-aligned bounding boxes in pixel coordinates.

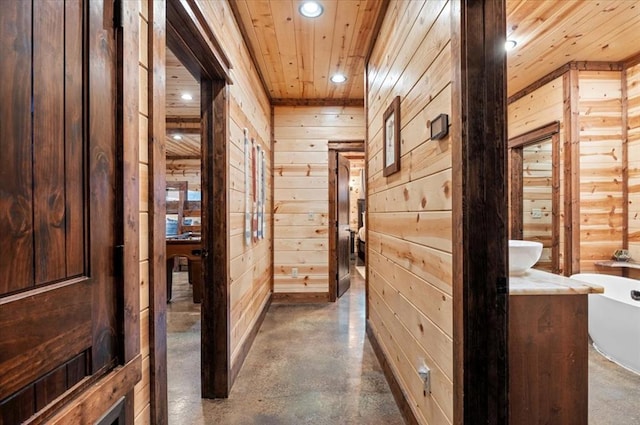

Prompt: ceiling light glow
[181,93,193,100]
[330,73,347,83]
[299,1,323,18]
[172,135,182,140]
[505,39,517,51]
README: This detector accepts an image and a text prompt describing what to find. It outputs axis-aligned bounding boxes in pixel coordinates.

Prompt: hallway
[167,266,403,424]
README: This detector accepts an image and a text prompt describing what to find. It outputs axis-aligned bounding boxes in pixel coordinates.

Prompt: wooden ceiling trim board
[624,51,640,68]
[271,98,364,107]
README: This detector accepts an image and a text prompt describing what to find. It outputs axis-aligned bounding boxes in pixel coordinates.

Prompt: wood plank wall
[627,62,640,279]
[508,77,566,273]
[366,1,453,423]
[166,158,201,191]
[578,71,624,272]
[522,142,554,270]
[135,0,151,423]
[273,106,365,296]
[194,0,273,371]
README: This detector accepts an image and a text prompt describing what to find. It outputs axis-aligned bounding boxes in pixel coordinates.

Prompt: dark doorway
[328,141,365,302]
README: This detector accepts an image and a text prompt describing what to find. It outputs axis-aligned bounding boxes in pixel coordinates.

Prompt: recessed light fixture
[172,135,182,140]
[299,1,323,18]
[181,93,193,100]
[330,73,347,83]
[505,39,517,51]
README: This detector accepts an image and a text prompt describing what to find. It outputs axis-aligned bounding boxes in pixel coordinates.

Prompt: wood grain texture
[146,0,168,423]
[0,0,34,294]
[627,62,640,263]
[366,1,455,423]
[509,295,588,425]
[453,1,508,424]
[273,105,365,297]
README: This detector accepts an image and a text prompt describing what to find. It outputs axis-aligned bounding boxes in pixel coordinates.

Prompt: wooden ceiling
[165,0,640,152]
[229,0,386,101]
[166,48,200,157]
[506,0,640,97]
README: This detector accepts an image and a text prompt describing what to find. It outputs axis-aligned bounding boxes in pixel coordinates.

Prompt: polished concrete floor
[167,265,403,424]
[168,266,640,425]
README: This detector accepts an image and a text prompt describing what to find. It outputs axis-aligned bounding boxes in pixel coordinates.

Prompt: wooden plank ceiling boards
[166,48,200,157]
[229,0,386,101]
[506,0,640,97]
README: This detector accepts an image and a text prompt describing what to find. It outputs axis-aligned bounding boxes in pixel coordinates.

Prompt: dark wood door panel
[0,0,35,295]
[0,278,92,400]
[337,153,350,298]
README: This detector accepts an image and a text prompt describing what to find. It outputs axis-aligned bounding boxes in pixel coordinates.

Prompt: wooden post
[452,0,509,423]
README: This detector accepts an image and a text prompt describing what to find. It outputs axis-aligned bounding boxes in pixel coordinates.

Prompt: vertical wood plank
[622,67,629,253]
[453,0,509,424]
[35,364,67,411]
[33,0,66,284]
[149,0,169,423]
[551,133,561,273]
[89,0,118,372]
[201,79,231,398]
[510,149,524,239]
[64,0,86,277]
[0,0,34,294]
[563,69,580,275]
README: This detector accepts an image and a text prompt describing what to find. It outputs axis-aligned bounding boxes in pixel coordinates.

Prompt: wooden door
[336,153,351,298]
[0,1,120,422]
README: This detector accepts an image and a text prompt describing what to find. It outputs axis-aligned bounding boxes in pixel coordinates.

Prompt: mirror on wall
[509,123,560,274]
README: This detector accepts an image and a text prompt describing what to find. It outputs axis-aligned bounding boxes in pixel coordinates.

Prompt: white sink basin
[509,240,543,275]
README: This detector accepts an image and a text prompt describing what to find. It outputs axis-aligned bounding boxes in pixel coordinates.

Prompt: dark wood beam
[452,0,509,424]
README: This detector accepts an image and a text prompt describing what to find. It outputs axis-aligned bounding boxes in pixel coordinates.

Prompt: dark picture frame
[383,96,401,177]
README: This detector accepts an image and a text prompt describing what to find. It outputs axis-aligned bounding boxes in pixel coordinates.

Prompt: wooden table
[166,238,202,303]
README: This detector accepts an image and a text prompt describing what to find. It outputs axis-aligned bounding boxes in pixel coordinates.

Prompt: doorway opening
[328,141,365,302]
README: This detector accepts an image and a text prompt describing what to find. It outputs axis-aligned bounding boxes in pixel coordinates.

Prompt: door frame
[328,141,365,302]
[509,121,561,274]
[147,0,233,421]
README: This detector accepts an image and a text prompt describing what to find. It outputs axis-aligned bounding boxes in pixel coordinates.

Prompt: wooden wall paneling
[452,1,508,424]
[0,0,34,294]
[626,62,640,272]
[578,70,624,272]
[563,69,580,275]
[147,0,168,422]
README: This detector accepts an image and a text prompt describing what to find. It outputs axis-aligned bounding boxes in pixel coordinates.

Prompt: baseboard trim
[229,293,272,386]
[271,292,330,303]
[366,321,419,425]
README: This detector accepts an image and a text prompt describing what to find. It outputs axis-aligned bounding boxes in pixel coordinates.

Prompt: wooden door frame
[509,122,561,274]
[147,0,233,421]
[451,0,509,423]
[328,141,364,302]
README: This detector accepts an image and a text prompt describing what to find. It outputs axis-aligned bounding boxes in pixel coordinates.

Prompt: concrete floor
[167,265,403,424]
[167,266,640,425]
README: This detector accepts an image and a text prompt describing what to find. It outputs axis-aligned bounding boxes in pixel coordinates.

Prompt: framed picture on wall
[383,96,401,177]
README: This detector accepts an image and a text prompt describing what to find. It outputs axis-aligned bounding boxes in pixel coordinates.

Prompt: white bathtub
[571,273,640,374]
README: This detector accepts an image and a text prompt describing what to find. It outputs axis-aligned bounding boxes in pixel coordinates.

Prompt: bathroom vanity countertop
[509,268,604,295]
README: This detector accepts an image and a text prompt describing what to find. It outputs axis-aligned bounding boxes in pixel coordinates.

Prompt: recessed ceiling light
[330,73,347,83]
[181,93,193,100]
[299,1,323,18]
[172,135,182,140]
[505,39,517,51]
